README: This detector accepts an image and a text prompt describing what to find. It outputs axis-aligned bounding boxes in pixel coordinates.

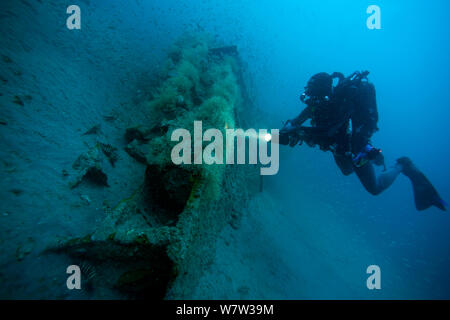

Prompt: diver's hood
[304,72,333,98]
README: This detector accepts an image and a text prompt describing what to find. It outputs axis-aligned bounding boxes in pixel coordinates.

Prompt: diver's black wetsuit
[287,72,401,196]
[281,71,446,210]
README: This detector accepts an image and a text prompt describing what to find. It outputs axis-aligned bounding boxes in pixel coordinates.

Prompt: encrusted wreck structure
[47,34,264,299]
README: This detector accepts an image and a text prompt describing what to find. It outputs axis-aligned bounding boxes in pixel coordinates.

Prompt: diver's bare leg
[354,162,402,195]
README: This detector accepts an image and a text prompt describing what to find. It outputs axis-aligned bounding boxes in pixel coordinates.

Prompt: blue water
[0,0,449,299]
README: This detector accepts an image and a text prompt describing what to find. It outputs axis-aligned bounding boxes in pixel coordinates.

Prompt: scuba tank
[331,71,371,95]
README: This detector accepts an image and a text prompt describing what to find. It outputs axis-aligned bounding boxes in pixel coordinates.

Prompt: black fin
[397,157,446,211]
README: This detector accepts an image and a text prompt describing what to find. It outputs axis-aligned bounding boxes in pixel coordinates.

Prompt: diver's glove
[280,120,302,147]
[280,120,296,134]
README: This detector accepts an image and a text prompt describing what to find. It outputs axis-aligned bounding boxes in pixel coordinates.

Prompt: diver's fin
[397,157,447,211]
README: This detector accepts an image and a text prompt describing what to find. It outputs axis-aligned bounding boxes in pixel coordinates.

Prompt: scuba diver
[280,71,446,211]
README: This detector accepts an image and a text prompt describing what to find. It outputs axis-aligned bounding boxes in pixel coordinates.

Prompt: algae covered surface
[44,33,263,299]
